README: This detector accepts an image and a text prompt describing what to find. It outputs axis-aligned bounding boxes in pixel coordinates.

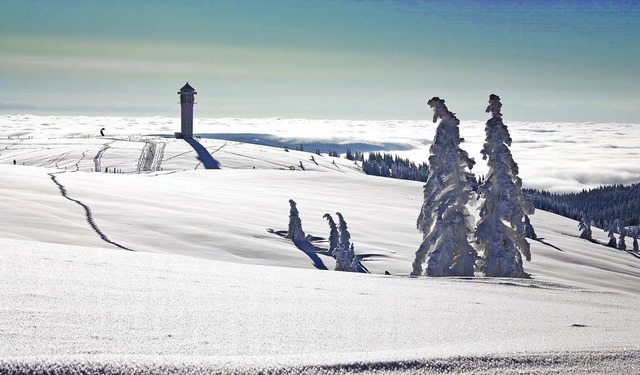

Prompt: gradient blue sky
[1,0,638,122]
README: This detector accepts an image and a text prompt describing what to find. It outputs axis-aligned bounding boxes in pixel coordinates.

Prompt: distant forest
[356,151,429,182]
[345,150,639,230]
[524,184,640,229]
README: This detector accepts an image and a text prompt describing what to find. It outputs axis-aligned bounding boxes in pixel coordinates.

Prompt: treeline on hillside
[524,183,640,228]
[359,152,429,182]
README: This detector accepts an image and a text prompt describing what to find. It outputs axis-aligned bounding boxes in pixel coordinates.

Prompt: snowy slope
[1,116,640,373]
[2,165,639,293]
[2,114,640,192]
[1,238,639,374]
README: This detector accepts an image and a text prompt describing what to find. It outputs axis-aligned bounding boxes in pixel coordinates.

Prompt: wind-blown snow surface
[1,116,640,373]
[1,238,640,374]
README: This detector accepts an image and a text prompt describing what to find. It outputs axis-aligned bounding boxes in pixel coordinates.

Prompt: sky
[0,0,639,122]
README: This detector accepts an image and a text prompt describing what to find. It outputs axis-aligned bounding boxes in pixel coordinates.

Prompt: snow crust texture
[2,239,640,370]
[2,350,640,374]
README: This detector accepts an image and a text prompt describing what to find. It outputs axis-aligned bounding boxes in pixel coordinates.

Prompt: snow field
[1,239,639,369]
[1,115,640,373]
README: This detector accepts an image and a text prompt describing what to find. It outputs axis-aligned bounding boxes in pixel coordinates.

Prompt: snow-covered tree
[336,212,351,252]
[475,94,533,278]
[523,215,537,240]
[334,212,358,272]
[617,219,627,250]
[411,97,477,277]
[605,222,617,248]
[578,214,593,241]
[323,213,339,254]
[285,199,306,242]
[348,243,360,272]
[629,226,639,252]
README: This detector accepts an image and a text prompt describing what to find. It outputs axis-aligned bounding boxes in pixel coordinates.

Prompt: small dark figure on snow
[13,159,16,165]
[100,128,105,137]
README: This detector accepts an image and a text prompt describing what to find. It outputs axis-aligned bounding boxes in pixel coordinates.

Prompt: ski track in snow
[75,151,87,171]
[53,152,69,169]
[136,141,154,173]
[221,149,298,170]
[151,142,165,171]
[162,149,193,161]
[47,172,133,251]
[45,152,69,169]
[135,140,166,173]
[93,140,114,173]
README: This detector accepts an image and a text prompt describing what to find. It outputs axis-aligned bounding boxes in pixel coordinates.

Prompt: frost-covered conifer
[334,212,358,272]
[605,222,617,248]
[336,212,351,251]
[617,219,627,250]
[630,226,639,252]
[349,243,360,272]
[475,94,533,278]
[411,97,477,277]
[323,213,339,254]
[523,215,537,240]
[285,199,306,242]
[578,215,593,241]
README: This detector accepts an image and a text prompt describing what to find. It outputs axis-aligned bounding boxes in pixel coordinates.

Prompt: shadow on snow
[197,133,411,154]
[184,137,220,169]
[267,229,371,273]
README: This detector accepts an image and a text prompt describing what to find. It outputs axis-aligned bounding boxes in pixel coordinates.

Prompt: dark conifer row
[524,183,640,228]
[361,152,430,182]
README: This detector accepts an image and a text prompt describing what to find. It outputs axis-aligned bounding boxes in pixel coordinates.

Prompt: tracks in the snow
[93,141,114,172]
[48,172,133,251]
[137,141,165,173]
[75,151,87,171]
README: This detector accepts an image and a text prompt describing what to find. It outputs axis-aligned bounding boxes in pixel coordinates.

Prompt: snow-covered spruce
[323,213,339,254]
[605,222,617,248]
[285,199,306,242]
[523,215,537,240]
[578,214,593,241]
[411,97,477,277]
[616,219,627,250]
[333,212,358,272]
[475,94,534,278]
[628,226,639,252]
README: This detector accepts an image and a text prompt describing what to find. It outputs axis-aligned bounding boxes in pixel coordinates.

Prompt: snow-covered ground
[3,114,640,192]
[1,116,639,373]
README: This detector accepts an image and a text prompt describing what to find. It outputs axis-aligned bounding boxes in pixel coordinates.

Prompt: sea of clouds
[1,115,638,192]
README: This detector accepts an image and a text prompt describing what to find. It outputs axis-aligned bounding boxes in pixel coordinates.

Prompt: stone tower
[177,82,197,138]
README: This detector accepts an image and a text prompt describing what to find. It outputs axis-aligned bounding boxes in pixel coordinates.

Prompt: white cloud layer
[1,115,638,192]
